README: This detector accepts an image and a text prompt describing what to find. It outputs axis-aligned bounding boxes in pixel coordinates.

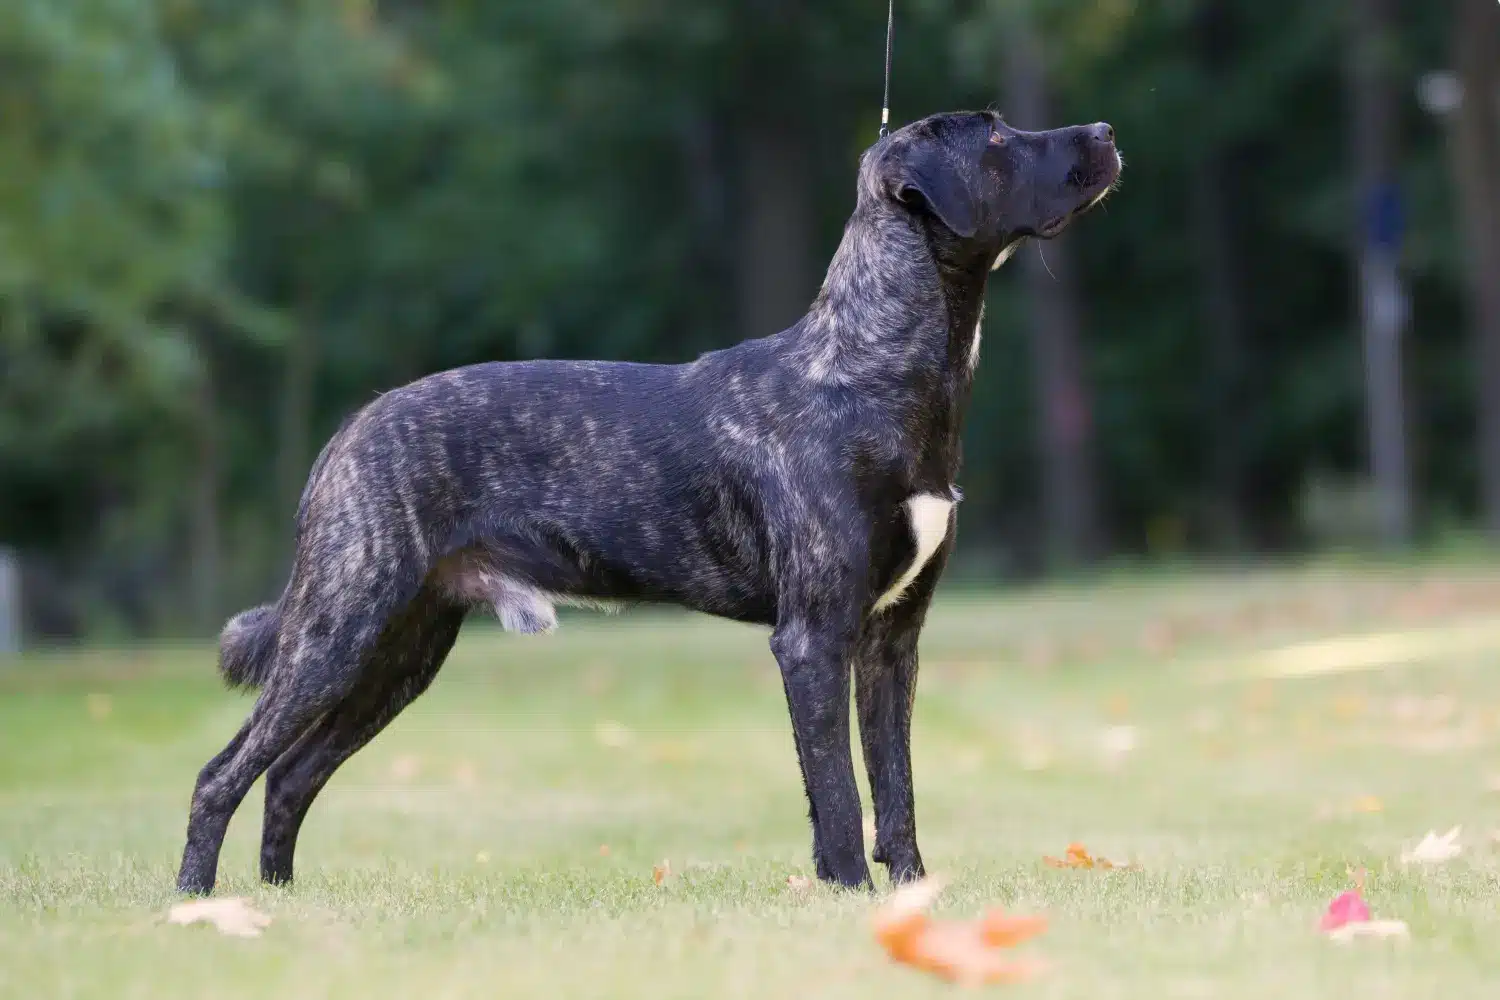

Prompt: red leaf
[1320,868,1372,932]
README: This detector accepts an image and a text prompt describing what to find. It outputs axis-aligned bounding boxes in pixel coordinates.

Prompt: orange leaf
[979,909,1048,948]
[1042,842,1136,871]
[872,878,1048,987]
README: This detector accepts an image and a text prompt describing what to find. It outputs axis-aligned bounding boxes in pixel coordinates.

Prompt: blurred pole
[1347,0,1412,547]
[1446,0,1500,535]
[1006,16,1102,568]
[0,548,18,656]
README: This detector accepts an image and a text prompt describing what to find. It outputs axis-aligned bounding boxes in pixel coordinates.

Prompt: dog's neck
[785,203,993,393]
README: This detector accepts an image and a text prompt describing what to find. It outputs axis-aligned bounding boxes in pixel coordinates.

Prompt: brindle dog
[177,110,1121,895]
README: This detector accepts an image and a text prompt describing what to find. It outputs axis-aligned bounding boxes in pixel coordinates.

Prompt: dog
[176,109,1121,895]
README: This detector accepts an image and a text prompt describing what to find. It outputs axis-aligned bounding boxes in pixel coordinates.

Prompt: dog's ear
[882,141,980,238]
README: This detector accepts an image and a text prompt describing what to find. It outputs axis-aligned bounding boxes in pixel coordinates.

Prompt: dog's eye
[988,130,1005,145]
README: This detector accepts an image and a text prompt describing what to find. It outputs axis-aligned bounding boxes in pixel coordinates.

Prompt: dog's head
[863,110,1120,260]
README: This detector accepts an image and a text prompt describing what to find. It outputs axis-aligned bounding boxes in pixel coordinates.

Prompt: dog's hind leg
[176,577,414,895]
[259,589,466,885]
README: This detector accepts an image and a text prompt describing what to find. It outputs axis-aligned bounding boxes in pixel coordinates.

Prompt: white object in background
[0,548,18,655]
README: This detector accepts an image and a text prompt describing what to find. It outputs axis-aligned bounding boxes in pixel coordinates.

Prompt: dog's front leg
[770,612,872,890]
[854,600,929,885]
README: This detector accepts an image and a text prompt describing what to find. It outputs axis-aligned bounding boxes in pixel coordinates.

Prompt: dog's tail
[218,601,281,690]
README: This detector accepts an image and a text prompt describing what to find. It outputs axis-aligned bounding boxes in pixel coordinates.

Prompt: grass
[5,562,1500,998]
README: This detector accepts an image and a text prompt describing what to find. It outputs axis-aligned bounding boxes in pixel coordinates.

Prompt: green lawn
[5,563,1500,998]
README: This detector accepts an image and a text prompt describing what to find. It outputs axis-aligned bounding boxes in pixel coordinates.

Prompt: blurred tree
[1189,0,1250,552]
[1449,0,1500,534]
[0,0,1493,639]
[1003,12,1102,568]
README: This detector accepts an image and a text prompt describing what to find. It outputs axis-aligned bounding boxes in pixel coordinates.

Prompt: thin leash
[879,0,894,138]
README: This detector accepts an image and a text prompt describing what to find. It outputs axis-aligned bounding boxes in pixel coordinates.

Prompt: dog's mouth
[1036,150,1122,238]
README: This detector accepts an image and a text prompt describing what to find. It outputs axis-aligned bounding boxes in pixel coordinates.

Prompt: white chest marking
[873,493,955,611]
[968,302,985,371]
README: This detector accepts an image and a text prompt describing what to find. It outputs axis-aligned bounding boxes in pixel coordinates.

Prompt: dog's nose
[1090,122,1115,144]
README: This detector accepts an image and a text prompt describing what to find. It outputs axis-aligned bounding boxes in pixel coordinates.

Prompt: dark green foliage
[0,0,1484,636]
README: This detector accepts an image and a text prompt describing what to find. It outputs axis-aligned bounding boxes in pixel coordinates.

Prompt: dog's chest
[871,487,958,611]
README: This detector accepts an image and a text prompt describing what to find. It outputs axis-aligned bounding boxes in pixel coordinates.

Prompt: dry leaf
[787,875,813,893]
[871,877,1048,987]
[652,859,672,885]
[1401,826,1462,865]
[1326,919,1410,943]
[167,898,272,938]
[1042,842,1137,871]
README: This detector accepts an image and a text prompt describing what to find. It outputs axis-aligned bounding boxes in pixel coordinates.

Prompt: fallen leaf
[787,875,812,893]
[652,859,672,885]
[167,898,272,938]
[1319,868,1371,931]
[978,909,1049,948]
[1042,842,1137,871]
[1401,826,1462,865]
[871,877,1048,987]
[1326,919,1410,943]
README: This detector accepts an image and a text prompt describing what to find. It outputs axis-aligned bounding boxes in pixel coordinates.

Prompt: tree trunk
[1451,0,1500,534]
[734,0,814,341]
[277,314,316,536]
[1190,0,1249,552]
[190,336,221,633]
[1347,0,1412,547]
[1006,21,1101,568]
